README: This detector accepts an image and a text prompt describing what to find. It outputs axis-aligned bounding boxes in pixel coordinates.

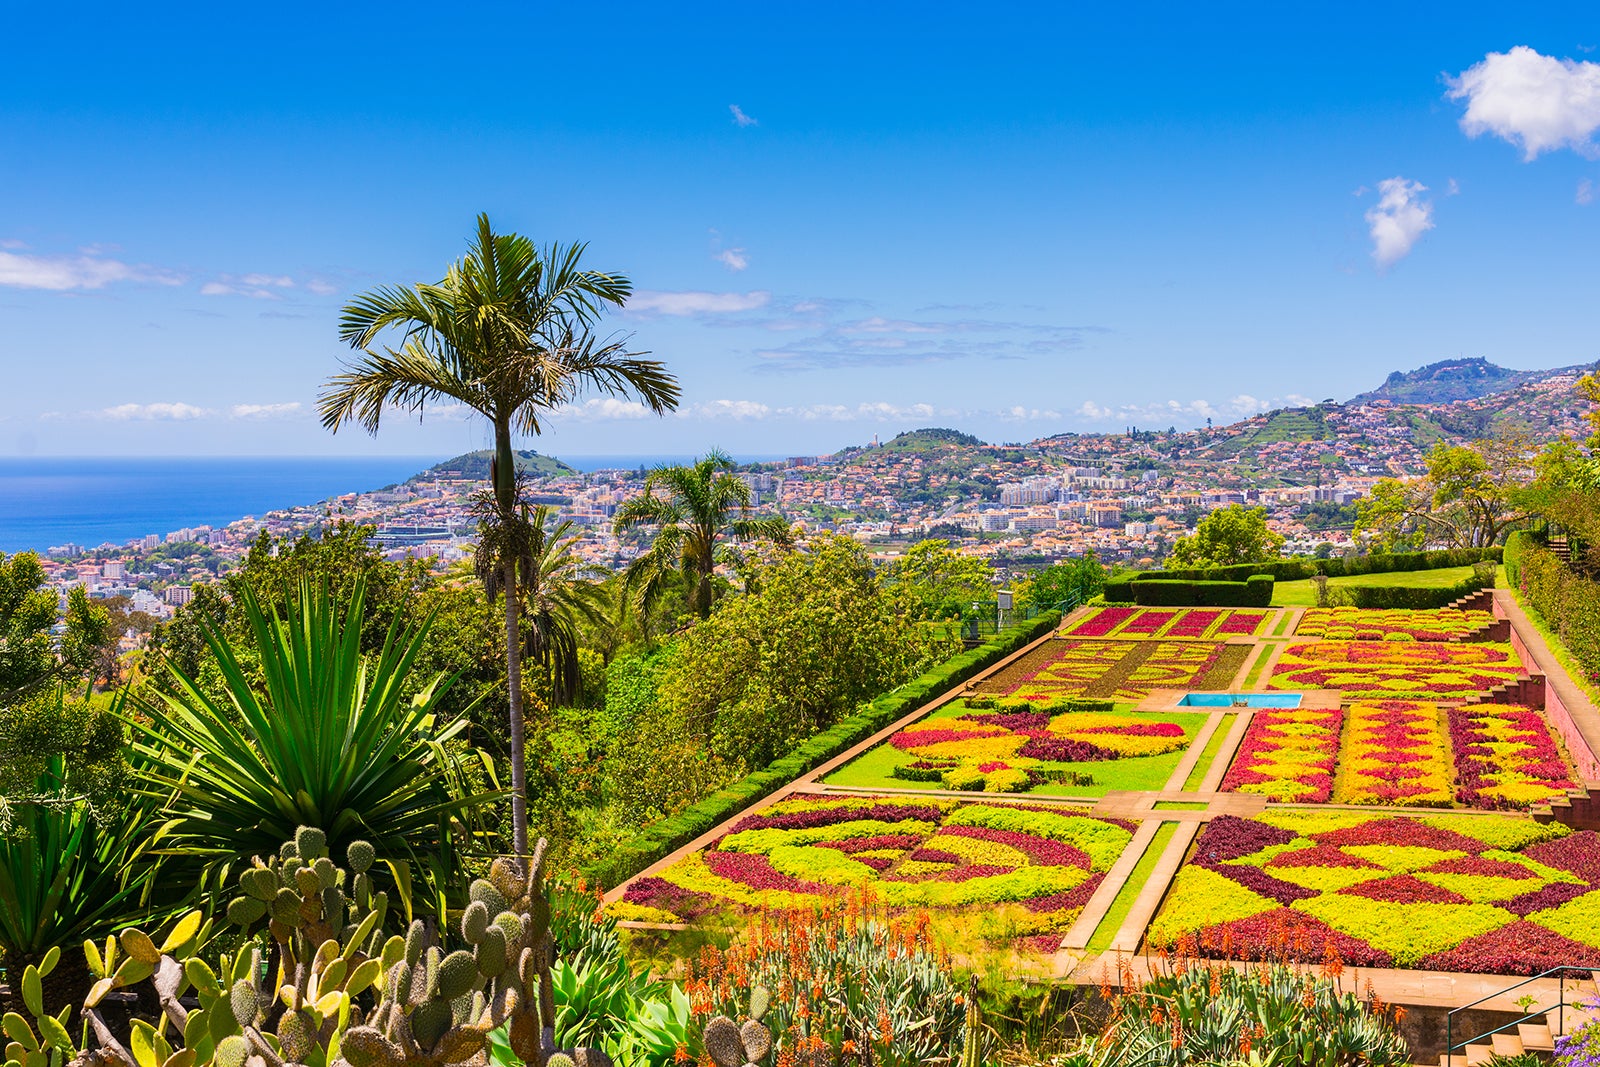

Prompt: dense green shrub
[1138,546,1503,583]
[583,611,1061,888]
[1515,541,1600,687]
[1131,576,1273,607]
[1102,579,1135,603]
[1503,529,1538,589]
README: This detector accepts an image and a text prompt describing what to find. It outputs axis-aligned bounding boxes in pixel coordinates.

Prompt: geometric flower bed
[982,639,1251,702]
[886,702,1197,793]
[1267,641,1523,700]
[1147,812,1600,974]
[616,794,1137,952]
[1448,705,1576,810]
[1220,706,1343,802]
[1295,607,1493,642]
[1066,607,1270,640]
[1332,701,1453,808]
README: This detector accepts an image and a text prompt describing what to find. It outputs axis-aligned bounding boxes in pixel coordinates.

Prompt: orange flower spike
[673,1044,691,1065]
[1395,1006,1408,1023]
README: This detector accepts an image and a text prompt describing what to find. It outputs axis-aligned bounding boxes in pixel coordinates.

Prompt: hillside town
[31,368,1593,642]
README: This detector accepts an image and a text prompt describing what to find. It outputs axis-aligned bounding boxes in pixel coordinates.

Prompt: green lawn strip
[1152,801,1208,810]
[1510,585,1600,709]
[1085,821,1179,954]
[820,702,1210,798]
[1181,715,1233,791]
[1272,565,1480,607]
[1271,609,1295,636]
[1240,645,1276,690]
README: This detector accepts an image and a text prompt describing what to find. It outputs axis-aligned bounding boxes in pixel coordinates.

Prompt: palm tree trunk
[505,552,528,859]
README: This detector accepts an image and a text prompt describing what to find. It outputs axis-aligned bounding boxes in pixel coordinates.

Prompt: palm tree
[612,450,792,620]
[474,487,606,706]
[319,215,680,857]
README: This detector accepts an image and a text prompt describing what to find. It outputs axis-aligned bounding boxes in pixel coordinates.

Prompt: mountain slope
[408,449,575,482]
[1348,357,1594,405]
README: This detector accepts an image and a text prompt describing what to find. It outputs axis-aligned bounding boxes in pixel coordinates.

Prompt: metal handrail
[1445,964,1600,1060]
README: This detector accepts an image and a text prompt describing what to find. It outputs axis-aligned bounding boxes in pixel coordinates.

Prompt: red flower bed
[1016,735,1119,761]
[1121,609,1179,635]
[1422,855,1538,880]
[1420,921,1600,976]
[1449,705,1576,810]
[906,847,963,865]
[1318,818,1488,854]
[1265,843,1380,870]
[1067,607,1139,637]
[1191,816,1300,864]
[964,710,1052,731]
[1023,872,1106,913]
[1214,611,1268,636]
[704,852,836,894]
[818,834,923,854]
[1220,707,1341,803]
[1524,831,1600,884]
[1167,609,1223,638]
[1338,874,1470,905]
[1500,881,1594,918]
[1198,908,1395,968]
[1076,721,1185,738]
[731,802,942,832]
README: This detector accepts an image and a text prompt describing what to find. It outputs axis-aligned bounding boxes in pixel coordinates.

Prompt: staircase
[1446,588,1496,613]
[1551,535,1573,564]
[1458,671,1547,710]
[1442,1000,1600,1065]
[1442,968,1600,1067]
[1531,779,1600,832]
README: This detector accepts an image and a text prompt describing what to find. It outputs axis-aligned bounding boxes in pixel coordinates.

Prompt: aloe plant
[128,578,501,911]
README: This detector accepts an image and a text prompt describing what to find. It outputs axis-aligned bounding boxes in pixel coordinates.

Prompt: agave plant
[0,751,155,1016]
[128,578,502,910]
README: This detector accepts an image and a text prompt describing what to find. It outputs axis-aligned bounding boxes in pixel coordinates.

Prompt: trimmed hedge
[1344,566,1495,610]
[1503,530,1538,589]
[1137,547,1504,584]
[1131,575,1273,607]
[1512,541,1600,686]
[1102,579,1135,603]
[583,609,1063,889]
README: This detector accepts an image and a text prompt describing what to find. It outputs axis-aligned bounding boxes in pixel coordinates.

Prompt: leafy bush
[583,611,1061,888]
[1345,564,1495,610]
[1101,579,1135,603]
[1514,539,1600,687]
[1138,546,1503,583]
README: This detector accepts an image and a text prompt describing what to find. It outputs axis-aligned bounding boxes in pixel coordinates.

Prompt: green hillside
[409,449,575,482]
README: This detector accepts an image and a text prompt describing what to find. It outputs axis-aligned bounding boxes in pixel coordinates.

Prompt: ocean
[0,453,791,554]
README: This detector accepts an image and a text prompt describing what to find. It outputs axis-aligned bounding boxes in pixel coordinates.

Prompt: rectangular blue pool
[1178,693,1303,708]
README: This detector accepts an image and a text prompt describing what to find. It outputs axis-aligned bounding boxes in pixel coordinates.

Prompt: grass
[1240,645,1276,690]
[1152,801,1208,810]
[820,700,1211,799]
[1271,564,1481,607]
[1085,821,1179,953]
[1271,609,1295,636]
[1181,715,1233,790]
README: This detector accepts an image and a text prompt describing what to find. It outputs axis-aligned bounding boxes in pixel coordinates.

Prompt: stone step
[1490,1032,1525,1058]
[1518,1022,1554,1052]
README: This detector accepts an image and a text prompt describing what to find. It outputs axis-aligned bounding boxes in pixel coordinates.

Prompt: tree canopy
[1166,505,1284,568]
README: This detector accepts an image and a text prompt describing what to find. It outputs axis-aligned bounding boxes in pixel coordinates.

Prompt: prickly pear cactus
[335,838,610,1067]
[2,948,79,1067]
[76,828,389,1067]
[699,985,773,1067]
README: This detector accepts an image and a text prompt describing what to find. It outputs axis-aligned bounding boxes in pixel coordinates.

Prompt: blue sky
[3,3,1598,458]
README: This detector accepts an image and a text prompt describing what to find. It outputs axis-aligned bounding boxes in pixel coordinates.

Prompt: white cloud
[687,399,771,420]
[1579,178,1595,205]
[713,248,749,272]
[1447,46,1600,160]
[560,397,653,420]
[1364,177,1435,268]
[628,289,770,315]
[1076,401,1112,419]
[729,104,757,127]
[98,402,209,421]
[0,248,184,291]
[1446,178,1461,196]
[305,279,339,295]
[201,273,298,299]
[230,402,302,419]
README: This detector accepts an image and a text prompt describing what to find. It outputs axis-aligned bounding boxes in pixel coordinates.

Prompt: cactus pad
[295,825,327,858]
[468,878,508,915]
[748,985,769,1023]
[213,1035,249,1067]
[461,900,489,945]
[276,1009,316,1061]
[346,839,375,874]
[702,1016,745,1067]
[437,950,478,1001]
[410,1000,452,1048]
[740,1020,772,1061]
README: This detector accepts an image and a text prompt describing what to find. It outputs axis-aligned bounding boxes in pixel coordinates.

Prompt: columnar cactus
[700,986,773,1067]
[335,838,610,1067]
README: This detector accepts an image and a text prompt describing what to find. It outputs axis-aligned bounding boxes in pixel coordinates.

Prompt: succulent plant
[699,985,773,1067]
[2,948,80,1067]
[333,838,610,1067]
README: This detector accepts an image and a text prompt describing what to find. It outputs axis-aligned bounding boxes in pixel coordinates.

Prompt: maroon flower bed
[1076,721,1185,738]
[703,851,839,894]
[1219,707,1341,803]
[730,802,942,833]
[1421,855,1539,880]
[855,856,894,871]
[1190,815,1299,864]
[963,710,1052,731]
[1211,863,1321,906]
[888,727,996,751]
[1448,705,1575,810]
[1524,831,1600,885]
[1122,610,1178,636]
[1317,818,1488,854]
[622,876,716,917]
[906,847,962,865]
[1337,874,1470,905]
[1067,607,1139,638]
[1020,933,1065,954]
[1265,843,1380,870]
[1198,908,1394,968]
[938,824,1093,868]
[1167,609,1223,638]
[1024,872,1106,913]
[1420,921,1600,976]
[1017,735,1119,761]
[1499,881,1594,918]
[817,834,923,854]
[885,863,1016,883]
